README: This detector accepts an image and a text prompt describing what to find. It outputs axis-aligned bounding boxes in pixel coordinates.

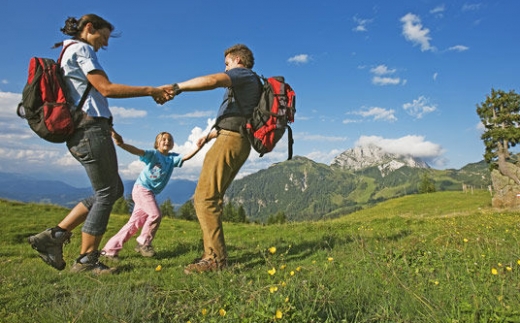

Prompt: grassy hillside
[227,156,492,223]
[1,191,519,322]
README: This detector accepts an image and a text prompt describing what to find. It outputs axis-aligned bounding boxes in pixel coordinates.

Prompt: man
[170,44,261,273]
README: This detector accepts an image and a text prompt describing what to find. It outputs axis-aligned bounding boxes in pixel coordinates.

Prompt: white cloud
[430,5,445,17]
[0,91,22,119]
[402,96,437,119]
[400,13,435,52]
[1,80,8,84]
[297,132,347,142]
[288,54,310,64]
[462,3,482,11]
[354,107,397,122]
[110,106,147,118]
[167,110,214,119]
[370,64,396,75]
[448,45,469,52]
[433,72,438,81]
[369,64,404,86]
[372,76,402,86]
[355,135,445,159]
[353,16,373,32]
[307,148,344,165]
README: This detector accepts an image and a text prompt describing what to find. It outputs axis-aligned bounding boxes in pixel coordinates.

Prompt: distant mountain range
[225,145,491,222]
[0,172,196,209]
[0,146,492,222]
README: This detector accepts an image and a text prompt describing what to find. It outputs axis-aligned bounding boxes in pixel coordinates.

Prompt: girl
[28,14,174,275]
[102,131,200,260]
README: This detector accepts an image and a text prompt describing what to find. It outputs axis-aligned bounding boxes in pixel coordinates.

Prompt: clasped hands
[152,84,177,105]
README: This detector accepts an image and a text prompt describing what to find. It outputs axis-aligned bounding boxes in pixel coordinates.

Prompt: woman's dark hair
[53,14,115,48]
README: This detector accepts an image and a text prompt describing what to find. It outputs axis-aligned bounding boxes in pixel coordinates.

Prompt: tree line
[111,195,287,225]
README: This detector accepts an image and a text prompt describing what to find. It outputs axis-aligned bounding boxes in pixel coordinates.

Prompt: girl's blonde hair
[154,132,173,149]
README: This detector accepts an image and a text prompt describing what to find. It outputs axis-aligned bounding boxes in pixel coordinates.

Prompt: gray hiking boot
[70,251,116,275]
[135,243,156,257]
[28,228,72,271]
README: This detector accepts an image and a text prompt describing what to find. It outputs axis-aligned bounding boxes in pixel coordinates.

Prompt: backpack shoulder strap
[57,41,92,110]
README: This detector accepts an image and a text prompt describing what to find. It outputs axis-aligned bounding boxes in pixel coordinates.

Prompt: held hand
[196,136,207,148]
[153,85,174,105]
[111,130,124,146]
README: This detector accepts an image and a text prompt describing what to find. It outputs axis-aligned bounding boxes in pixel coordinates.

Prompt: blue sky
[0,0,518,187]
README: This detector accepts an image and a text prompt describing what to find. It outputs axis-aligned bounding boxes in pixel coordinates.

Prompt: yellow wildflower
[201,308,208,316]
[280,264,287,270]
[491,268,498,275]
[155,265,162,272]
[285,297,290,303]
[506,266,512,272]
[275,309,283,319]
[219,309,226,317]
[463,238,468,243]
[269,247,277,254]
[268,267,276,276]
[270,286,278,293]
[296,266,302,271]
[290,271,295,276]
[328,257,334,262]
[517,259,520,266]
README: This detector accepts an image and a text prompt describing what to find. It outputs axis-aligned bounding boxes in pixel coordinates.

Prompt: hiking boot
[28,228,72,271]
[70,251,116,275]
[135,243,156,257]
[183,257,227,274]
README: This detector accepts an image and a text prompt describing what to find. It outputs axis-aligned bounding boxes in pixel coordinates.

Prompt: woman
[28,14,173,275]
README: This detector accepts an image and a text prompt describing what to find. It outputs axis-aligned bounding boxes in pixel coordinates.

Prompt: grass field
[1,190,519,322]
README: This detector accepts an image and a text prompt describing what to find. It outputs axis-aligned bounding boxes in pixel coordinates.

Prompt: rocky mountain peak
[331,145,429,176]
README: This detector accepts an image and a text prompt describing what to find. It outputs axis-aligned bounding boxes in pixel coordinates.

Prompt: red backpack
[243,76,296,159]
[16,42,91,143]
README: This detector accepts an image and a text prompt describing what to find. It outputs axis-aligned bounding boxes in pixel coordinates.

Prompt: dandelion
[270,286,278,293]
[155,265,162,272]
[281,281,287,287]
[268,267,276,276]
[498,263,503,267]
[285,297,290,303]
[290,271,295,276]
[201,308,208,316]
[491,268,498,275]
[506,266,512,272]
[328,257,334,262]
[219,309,226,317]
[280,264,287,270]
[275,309,283,319]
[517,259,520,266]
[296,266,302,271]
[463,238,469,243]
[269,247,277,254]
[434,281,439,285]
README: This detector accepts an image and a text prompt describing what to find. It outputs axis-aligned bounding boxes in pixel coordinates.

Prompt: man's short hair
[225,44,255,69]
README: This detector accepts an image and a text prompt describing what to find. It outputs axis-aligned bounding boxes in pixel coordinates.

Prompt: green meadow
[1,190,519,322]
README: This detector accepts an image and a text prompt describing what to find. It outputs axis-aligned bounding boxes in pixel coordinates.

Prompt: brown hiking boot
[134,243,156,257]
[70,251,116,275]
[183,257,227,274]
[28,228,72,271]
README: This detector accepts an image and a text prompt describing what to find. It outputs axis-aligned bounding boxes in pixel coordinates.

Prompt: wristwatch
[172,83,182,95]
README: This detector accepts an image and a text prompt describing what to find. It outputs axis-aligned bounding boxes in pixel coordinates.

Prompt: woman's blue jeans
[67,118,123,236]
